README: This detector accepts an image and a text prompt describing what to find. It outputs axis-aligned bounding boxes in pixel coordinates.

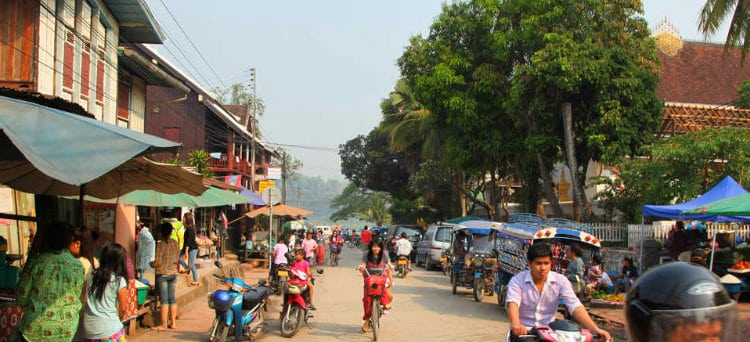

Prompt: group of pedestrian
[15,222,130,342]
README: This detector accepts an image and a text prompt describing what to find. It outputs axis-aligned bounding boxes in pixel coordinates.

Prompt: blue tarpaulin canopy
[642,176,750,222]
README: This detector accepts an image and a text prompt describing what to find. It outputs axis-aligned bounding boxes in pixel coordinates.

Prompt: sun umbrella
[81,186,261,207]
[244,204,313,218]
[0,95,205,198]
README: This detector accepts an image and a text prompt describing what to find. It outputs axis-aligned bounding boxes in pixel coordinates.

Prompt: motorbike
[279,267,322,337]
[471,252,497,302]
[396,255,409,278]
[358,265,388,341]
[208,261,270,342]
[270,263,289,296]
[504,319,601,342]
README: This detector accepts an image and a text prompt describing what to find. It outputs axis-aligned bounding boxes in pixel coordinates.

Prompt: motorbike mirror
[316,269,324,275]
[214,261,223,268]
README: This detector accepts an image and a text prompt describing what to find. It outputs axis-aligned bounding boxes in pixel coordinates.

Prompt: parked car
[416,223,453,270]
[384,224,423,261]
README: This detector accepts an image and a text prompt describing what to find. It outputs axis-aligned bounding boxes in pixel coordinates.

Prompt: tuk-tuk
[492,214,601,308]
[446,219,504,302]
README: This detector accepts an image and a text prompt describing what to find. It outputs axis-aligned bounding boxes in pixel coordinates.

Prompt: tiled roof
[657,39,750,105]
[659,102,750,137]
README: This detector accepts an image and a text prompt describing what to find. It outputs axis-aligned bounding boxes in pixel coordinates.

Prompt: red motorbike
[504,319,602,342]
[279,267,320,337]
[358,266,389,341]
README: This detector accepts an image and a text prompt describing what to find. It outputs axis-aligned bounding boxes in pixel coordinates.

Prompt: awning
[239,186,265,206]
[0,95,205,198]
[245,204,313,218]
[81,187,254,207]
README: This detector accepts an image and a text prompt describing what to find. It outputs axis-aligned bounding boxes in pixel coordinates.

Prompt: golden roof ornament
[652,17,683,56]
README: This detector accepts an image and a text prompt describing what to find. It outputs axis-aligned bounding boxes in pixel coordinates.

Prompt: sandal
[168,324,177,329]
[361,321,369,333]
[189,282,200,287]
[151,326,166,332]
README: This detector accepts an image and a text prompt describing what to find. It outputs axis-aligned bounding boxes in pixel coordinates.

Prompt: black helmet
[625,262,737,342]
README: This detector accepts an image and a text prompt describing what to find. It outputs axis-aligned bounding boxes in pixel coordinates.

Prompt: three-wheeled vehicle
[492,214,601,308]
[446,219,504,302]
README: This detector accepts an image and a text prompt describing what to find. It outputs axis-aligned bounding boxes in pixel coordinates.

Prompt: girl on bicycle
[359,238,393,333]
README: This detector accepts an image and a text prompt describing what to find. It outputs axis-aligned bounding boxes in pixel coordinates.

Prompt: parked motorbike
[271,263,289,296]
[357,265,388,341]
[280,268,324,337]
[396,255,409,278]
[208,261,270,342]
[504,319,601,342]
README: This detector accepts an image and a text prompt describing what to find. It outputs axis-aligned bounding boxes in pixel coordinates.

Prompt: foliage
[594,127,750,222]
[735,80,750,108]
[338,131,410,195]
[187,150,215,178]
[276,147,303,183]
[329,183,391,226]
[699,0,750,62]
[215,82,266,117]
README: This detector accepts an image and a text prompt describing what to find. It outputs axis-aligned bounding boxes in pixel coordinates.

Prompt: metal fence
[585,221,750,248]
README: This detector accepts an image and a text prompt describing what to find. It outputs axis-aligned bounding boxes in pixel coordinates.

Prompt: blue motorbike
[208,261,270,342]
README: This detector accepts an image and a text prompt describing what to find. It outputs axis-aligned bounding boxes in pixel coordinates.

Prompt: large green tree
[329,183,391,226]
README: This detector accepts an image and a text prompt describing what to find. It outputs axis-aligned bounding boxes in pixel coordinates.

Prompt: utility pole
[281,150,287,204]
[247,68,257,192]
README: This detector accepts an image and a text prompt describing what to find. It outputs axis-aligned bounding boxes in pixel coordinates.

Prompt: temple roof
[658,102,750,137]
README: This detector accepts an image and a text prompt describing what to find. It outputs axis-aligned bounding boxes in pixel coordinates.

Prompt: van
[415,223,452,270]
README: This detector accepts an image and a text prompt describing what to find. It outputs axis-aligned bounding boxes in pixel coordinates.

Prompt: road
[130,246,509,341]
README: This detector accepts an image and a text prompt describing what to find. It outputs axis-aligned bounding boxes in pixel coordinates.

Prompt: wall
[115,204,136,262]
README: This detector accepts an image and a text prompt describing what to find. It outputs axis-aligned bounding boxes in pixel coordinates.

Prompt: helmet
[210,290,233,312]
[625,262,737,342]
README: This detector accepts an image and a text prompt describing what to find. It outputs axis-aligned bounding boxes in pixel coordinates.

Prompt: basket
[723,283,742,294]
[136,284,149,306]
[365,275,387,296]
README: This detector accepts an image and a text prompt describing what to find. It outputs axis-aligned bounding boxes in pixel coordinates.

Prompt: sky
[144,0,730,181]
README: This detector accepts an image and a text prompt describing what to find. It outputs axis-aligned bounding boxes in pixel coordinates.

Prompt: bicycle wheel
[371,297,380,341]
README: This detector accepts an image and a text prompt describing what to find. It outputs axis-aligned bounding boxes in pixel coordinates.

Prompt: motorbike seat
[242,286,269,310]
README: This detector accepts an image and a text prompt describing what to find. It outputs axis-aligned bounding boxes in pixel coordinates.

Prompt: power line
[265,142,339,152]
[157,0,227,89]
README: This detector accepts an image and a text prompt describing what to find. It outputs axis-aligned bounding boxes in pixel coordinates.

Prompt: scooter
[504,319,601,342]
[208,261,270,342]
[271,263,289,296]
[396,255,409,278]
[280,267,324,337]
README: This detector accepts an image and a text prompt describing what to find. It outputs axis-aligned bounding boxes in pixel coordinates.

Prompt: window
[62,29,75,89]
[435,227,452,242]
[0,0,37,87]
[117,80,130,120]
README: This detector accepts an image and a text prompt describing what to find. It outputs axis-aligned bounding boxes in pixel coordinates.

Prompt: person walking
[301,232,318,266]
[182,212,200,286]
[81,243,129,341]
[151,222,180,331]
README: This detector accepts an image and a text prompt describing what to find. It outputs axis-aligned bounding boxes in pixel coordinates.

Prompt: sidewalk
[131,252,269,336]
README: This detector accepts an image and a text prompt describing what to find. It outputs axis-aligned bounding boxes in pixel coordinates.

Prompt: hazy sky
[145,0,729,181]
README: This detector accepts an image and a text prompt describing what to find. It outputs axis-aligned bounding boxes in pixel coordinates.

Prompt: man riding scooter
[505,243,611,341]
[395,232,413,272]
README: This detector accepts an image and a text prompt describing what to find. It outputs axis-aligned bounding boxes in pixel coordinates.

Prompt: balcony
[209,154,267,178]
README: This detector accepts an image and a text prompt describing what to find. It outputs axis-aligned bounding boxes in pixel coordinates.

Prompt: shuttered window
[117,80,130,120]
[0,0,37,88]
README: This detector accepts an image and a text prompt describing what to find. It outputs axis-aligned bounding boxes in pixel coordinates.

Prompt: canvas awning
[244,204,313,218]
[0,95,205,198]
[642,176,750,222]
[80,187,255,207]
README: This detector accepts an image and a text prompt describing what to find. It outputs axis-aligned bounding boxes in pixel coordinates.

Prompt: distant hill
[284,175,370,228]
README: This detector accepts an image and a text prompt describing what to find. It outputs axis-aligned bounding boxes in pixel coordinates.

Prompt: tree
[215,82,266,117]
[329,183,391,226]
[699,0,750,61]
[339,131,410,195]
[594,127,750,222]
[187,149,215,178]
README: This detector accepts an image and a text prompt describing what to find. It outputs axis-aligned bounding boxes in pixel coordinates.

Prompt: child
[290,248,316,310]
[82,243,129,342]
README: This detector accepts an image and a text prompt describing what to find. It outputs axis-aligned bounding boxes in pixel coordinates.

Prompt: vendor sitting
[613,257,638,294]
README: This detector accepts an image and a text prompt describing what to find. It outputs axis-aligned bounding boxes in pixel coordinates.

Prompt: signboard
[267,167,282,180]
[261,186,281,205]
[258,180,275,194]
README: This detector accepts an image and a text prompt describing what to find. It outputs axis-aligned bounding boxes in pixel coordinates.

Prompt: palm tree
[699,0,750,61]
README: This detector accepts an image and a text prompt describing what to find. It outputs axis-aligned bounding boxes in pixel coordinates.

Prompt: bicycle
[329,248,339,267]
[357,266,388,341]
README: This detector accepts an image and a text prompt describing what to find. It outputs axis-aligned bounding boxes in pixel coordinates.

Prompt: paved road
[130,246,509,341]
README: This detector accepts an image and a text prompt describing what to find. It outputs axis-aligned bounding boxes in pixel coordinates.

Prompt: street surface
[130,246,509,341]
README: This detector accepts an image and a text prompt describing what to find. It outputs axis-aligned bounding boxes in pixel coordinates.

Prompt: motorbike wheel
[348,241,354,248]
[371,297,380,341]
[280,303,304,338]
[497,284,507,307]
[210,321,230,342]
[276,279,285,296]
[473,279,485,302]
[451,274,458,295]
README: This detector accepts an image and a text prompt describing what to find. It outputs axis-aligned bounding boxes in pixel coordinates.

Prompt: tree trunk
[562,102,586,220]
[537,153,564,217]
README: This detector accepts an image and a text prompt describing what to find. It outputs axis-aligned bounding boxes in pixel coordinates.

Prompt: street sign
[267,167,282,180]
[258,180,275,194]
[261,186,281,205]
